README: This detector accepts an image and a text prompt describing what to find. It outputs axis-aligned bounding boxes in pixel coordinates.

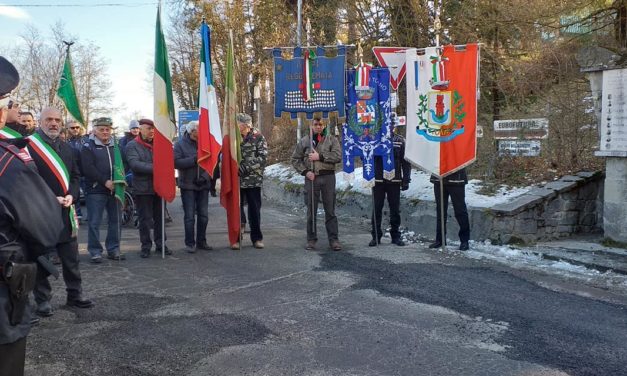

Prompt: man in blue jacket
[80,117,125,263]
[174,121,213,253]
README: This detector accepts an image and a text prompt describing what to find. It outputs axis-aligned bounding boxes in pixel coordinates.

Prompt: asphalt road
[25,195,627,376]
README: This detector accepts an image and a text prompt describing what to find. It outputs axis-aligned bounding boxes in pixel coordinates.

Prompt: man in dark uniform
[4,98,33,137]
[1,56,64,376]
[29,107,93,316]
[370,127,412,247]
[429,168,470,251]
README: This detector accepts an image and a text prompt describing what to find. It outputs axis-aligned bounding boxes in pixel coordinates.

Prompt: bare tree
[10,22,113,125]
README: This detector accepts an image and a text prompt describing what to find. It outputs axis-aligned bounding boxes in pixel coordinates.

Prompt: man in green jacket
[291,117,342,251]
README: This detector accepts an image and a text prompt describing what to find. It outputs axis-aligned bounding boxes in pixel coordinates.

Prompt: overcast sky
[0,1,179,129]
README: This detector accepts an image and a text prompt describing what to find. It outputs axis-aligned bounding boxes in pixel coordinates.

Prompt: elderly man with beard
[28,107,93,317]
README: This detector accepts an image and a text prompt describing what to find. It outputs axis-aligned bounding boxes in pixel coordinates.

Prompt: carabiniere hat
[92,117,114,127]
[0,56,20,97]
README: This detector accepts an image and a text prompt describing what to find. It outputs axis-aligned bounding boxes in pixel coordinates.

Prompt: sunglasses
[69,126,81,129]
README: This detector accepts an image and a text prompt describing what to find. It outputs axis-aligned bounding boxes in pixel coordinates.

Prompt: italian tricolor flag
[153,5,176,202]
[198,21,222,177]
[220,31,242,247]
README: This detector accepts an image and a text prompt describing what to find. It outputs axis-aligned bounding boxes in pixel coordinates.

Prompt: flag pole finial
[62,40,74,52]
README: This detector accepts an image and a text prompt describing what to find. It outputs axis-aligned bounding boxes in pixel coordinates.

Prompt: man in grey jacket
[174,121,213,253]
[125,118,171,258]
[291,117,342,251]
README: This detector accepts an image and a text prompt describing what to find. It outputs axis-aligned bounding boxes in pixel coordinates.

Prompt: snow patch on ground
[265,163,529,208]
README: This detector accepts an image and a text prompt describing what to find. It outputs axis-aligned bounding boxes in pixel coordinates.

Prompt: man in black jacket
[80,117,125,263]
[28,107,93,316]
[370,130,412,246]
[174,121,212,253]
[125,118,171,258]
[429,168,470,251]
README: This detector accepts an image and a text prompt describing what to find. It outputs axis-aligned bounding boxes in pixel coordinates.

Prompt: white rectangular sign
[498,140,541,157]
[493,118,549,139]
[600,68,627,152]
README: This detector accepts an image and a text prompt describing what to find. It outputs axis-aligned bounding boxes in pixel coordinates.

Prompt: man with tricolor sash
[28,107,93,317]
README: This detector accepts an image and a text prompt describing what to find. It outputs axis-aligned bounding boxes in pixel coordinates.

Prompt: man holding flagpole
[125,118,171,258]
[151,3,177,258]
[80,117,126,263]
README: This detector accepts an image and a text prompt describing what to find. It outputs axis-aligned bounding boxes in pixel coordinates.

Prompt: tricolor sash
[27,133,70,193]
[27,133,78,235]
[0,127,22,140]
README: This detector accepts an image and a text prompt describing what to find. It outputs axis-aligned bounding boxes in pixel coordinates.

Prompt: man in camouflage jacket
[237,113,267,249]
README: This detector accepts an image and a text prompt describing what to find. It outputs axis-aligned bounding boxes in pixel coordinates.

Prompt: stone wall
[263,171,605,245]
[487,171,604,244]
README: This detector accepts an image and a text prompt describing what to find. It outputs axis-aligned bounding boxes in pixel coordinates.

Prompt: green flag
[112,138,126,205]
[57,49,85,126]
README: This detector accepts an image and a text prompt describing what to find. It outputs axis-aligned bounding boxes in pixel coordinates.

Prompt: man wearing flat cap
[0,56,64,376]
[125,118,171,258]
[81,117,126,263]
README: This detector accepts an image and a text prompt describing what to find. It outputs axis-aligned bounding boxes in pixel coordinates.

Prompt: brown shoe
[254,241,264,249]
[231,242,240,250]
[305,240,316,250]
[330,240,342,251]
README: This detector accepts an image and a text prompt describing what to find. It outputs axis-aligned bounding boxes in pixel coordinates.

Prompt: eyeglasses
[69,126,81,130]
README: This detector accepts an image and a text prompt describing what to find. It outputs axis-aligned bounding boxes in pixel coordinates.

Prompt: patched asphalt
[24,196,627,376]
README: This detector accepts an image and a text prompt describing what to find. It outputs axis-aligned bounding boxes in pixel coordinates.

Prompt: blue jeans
[181,189,209,247]
[86,193,121,257]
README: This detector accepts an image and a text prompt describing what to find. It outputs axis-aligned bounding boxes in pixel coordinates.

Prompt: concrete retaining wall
[263,171,605,245]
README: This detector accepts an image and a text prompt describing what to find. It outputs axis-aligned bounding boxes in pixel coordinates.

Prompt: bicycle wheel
[122,191,135,226]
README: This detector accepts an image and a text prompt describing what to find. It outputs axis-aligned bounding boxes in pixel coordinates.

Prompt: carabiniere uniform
[0,140,63,371]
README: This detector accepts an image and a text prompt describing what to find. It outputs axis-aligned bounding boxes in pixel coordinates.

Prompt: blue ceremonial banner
[273,46,346,119]
[343,67,394,184]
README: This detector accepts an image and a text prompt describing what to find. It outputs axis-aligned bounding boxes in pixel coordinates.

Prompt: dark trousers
[0,336,26,376]
[135,194,165,251]
[371,182,401,241]
[240,187,262,242]
[34,238,82,304]
[433,183,470,243]
[305,174,338,243]
[181,189,209,247]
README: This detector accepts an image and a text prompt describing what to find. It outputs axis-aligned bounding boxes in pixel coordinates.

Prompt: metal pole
[161,198,165,259]
[438,177,447,252]
[296,5,304,142]
[372,187,379,246]
[309,120,316,241]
